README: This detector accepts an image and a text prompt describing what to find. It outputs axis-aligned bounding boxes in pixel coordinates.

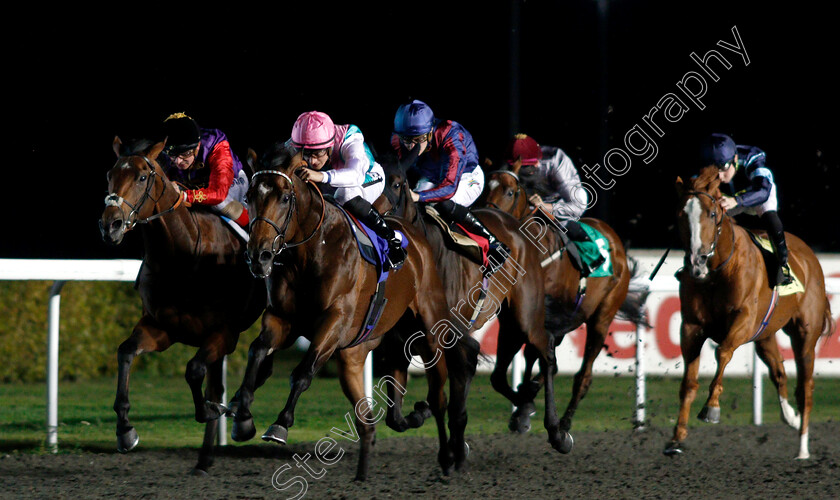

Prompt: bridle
[248,170,326,259]
[684,190,735,273]
[486,170,524,212]
[104,155,185,231]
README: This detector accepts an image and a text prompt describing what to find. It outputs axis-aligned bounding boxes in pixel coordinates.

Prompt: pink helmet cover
[291,111,336,149]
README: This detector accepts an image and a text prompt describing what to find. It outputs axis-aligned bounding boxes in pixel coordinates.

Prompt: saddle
[531,210,612,278]
[423,205,488,267]
[745,230,804,295]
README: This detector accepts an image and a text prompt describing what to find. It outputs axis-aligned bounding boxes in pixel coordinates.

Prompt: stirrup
[483,244,509,277]
[778,266,794,286]
[387,247,407,271]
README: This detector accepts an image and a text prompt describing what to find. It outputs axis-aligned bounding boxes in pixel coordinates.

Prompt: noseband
[248,170,325,258]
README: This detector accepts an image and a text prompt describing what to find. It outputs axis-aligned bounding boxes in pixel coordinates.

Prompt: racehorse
[221,142,475,480]
[375,157,576,456]
[665,166,834,458]
[100,138,266,474]
[482,169,646,433]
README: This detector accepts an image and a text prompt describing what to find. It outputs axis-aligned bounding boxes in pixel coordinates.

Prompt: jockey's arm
[183,141,235,205]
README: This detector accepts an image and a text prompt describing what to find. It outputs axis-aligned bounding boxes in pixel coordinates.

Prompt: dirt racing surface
[1,422,838,499]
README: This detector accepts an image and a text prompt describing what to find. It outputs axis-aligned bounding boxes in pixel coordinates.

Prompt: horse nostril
[110,219,124,232]
[258,250,273,264]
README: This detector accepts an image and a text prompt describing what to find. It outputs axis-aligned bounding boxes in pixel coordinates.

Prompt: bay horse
[100,138,266,474]
[375,158,575,456]
[665,166,834,459]
[221,143,474,480]
[482,169,646,433]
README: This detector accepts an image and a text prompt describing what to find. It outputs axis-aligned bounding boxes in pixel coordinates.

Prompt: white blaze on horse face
[685,197,708,277]
[488,179,499,191]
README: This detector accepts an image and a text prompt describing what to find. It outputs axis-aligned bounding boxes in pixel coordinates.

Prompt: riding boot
[562,220,605,277]
[763,211,793,286]
[345,197,407,270]
[453,205,510,276]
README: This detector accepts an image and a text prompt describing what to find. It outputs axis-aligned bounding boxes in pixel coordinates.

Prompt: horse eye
[139,175,147,182]
[506,189,514,197]
[281,193,291,203]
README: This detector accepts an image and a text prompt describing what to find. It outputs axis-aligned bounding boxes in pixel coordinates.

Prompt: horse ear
[113,136,122,158]
[675,176,685,197]
[148,140,166,161]
[246,148,258,170]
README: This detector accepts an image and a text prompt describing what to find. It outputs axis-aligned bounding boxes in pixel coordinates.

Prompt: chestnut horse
[375,158,576,456]
[100,138,266,474]
[665,166,834,459]
[482,169,646,433]
[221,143,474,480]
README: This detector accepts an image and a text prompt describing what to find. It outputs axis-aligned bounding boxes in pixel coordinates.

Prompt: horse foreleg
[698,341,737,424]
[539,333,573,454]
[664,322,703,455]
[335,347,378,482]
[186,334,228,424]
[194,357,224,475]
[754,334,799,429]
[114,316,172,453]
[229,313,290,442]
[262,315,342,446]
[559,316,609,432]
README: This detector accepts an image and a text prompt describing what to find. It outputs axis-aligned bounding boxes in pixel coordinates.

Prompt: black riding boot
[438,200,510,275]
[763,211,793,286]
[345,197,407,270]
[563,220,605,277]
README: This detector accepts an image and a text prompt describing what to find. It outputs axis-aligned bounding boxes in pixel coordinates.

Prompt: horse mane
[687,165,722,195]
[117,138,156,157]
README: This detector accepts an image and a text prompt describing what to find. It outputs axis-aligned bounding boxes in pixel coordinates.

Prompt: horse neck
[512,185,529,219]
[140,168,200,261]
[286,177,337,265]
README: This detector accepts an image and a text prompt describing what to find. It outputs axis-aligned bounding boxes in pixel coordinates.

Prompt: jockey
[702,132,793,286]
[160,113,250,227]
[504,133,605,276]
[391,99,510,275]
[291,111,407,270]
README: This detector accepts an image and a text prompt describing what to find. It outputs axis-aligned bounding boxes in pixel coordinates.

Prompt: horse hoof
[190,467,208,477]
[508,402,536,434]
[550,430,574,454]
[232,417,256,442]
[116,427,139,453]
[261,424,288,445]
[698,406,721,424]
[663,441,683,456]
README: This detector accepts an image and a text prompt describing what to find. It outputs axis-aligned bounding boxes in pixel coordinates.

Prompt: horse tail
[615,255,652,328]
[821,295,836,337]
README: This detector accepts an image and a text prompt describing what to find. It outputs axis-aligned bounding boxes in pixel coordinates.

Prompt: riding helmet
[162,113,201,156]
[393,100,435,136]
[700,133,737,168]
[290,111,336,149]
[505,133,543,165]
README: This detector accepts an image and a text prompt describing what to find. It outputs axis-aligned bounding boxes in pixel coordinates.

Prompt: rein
[249,170,326,258]
[104,155,185,231]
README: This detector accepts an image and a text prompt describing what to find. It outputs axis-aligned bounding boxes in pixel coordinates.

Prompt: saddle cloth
[746,231,805,295]
[423,205,488,266]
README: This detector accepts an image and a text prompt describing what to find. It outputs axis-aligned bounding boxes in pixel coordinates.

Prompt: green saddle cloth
[573,222,612,277]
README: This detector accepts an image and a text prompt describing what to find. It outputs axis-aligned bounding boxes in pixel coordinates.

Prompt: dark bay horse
[665,166,834,458]
[375,159,575,456]
[482,169,645,433]
[100,138,266,474]
[222,143,472,480]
